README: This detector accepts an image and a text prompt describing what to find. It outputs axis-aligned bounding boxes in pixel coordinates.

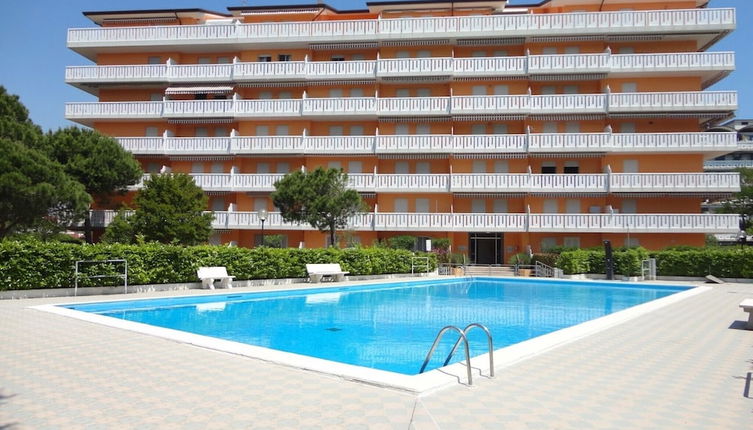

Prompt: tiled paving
[1,281,751,429]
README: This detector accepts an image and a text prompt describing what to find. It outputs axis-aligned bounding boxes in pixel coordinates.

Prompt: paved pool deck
[1,279,751,429]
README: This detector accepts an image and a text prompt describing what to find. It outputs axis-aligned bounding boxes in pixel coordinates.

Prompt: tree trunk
[329,224,337,248]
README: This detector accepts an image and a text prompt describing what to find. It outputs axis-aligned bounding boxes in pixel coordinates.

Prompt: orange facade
[68,0,738,261]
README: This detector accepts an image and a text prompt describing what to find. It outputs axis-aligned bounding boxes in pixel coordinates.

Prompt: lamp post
[258,209,268,247]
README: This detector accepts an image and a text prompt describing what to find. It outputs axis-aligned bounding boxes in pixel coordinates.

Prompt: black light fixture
[258,209,268,247]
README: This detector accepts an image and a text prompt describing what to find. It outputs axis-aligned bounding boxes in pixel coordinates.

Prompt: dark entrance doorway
[469,232,504,265]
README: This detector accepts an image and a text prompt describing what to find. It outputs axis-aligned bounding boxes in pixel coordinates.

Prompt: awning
[165,86,234,95]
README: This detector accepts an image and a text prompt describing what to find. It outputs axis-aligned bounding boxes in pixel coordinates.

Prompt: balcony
[704,160,753,171]
[89,210,740,234]
[67,8,735,57]
[116,132,739,156]
[64,91,737,125]
[132,172,740,194]
[66,51,734,91]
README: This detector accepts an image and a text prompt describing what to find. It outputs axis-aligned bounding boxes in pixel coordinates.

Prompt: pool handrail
[419,325,473,385]
[443,323,495,378]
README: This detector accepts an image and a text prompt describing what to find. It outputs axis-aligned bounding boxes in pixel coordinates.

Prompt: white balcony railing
[116,132,739,156]
[132,172,740,194]
[703,160,753,171]
[66,51,735,86]
[89,210,740,233]
[65,91,737,122]
[68,8,735,48]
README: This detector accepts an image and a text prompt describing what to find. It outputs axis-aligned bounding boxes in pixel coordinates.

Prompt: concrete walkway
[1,281,751,429]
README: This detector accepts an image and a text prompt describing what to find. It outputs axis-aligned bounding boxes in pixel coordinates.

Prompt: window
[198,57,211,64]
[493,85,509,96]
[543,199,558,213]
[564,46,580,54]
[415,124,430,135]
[563,237,580,249]
[214,127,228,137]
[259,91,273,99]
[472,160,486,173]
[416,162,431,174]
[211,198,225,211]
[257,55,272,62]
[278,54,292,61]
[621,82,638,93]
[415,198,430,213]
[621,199,637,214]
[351,54,366,61]
[494,160,509,173]
[563,85,578,94]
[396,89,410,98]
[276,162,290,173]
[589,206,602,214]
[493,199,508,213]
[541,162,556,174]
[542,47,557,55]
[471,50,486,57]
[493,50,508,57]
[565,122,580,133]
[211,162,224,173]
[191,162,204,173]
[147,162,161,173]
[349,88,364,98]
[541,85,557,95]
[493,124,508,135]
[147,56,162,64]
[625,237,640,248]
[395,51,410,59]
[253,198,267,211]
[541,237,558,252]
[565,199,581,213]
[209,233,222,246]
[394,198,409,212]
[472,85,487,96]
[348,161,363,173]
[195,127,208,137]
[618,47,635,54]
[275,125,289,136]
[395,161,409,174]
[623,159,638,173]
[471,124,486,135]
[145,126,160,137]
[416,50,431,58]
[150,93,163,102]
[471,199,486,213]
[395,124,409,135]
[257,162,270,173]
[256,125,269,136]
[329,125,344,136]
[278,91,292,99]
[542,122,558,133]
[327,161,342,170]
[330,55,345,61]
[416,88,431,97]
[217,56,231,64]
[620,122,636,133]
[563,161,579,174]
[328,88,343,98]
[350,125,364,136]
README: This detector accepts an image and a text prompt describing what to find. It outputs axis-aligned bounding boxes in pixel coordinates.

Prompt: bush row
[555,247,753,278]
[0,240,437,291]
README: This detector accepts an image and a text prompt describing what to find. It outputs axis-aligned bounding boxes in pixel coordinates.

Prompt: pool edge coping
[31,279,711,395]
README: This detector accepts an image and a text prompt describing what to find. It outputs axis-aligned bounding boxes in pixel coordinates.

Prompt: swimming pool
[57,277,689,377]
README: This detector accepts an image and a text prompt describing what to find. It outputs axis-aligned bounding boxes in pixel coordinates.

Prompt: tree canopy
[271,167,365,247]
[102,173,213,245]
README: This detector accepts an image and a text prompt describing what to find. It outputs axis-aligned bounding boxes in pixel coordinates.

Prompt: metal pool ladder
[419,323,494,386]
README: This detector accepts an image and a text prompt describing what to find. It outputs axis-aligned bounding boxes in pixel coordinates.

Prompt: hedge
[556,247,753,278]
[0,240,437,291]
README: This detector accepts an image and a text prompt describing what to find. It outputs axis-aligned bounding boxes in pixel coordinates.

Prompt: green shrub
[387,235,416,250]
[508,252,531,265]
[556,249,594,275]
[531,253,558,267]
[0,240,437,291]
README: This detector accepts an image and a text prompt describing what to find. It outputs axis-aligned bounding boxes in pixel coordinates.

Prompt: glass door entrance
[469,232,504,265]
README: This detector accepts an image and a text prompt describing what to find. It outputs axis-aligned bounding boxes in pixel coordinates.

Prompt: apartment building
[65,0,742,264]
[705,118,753,172]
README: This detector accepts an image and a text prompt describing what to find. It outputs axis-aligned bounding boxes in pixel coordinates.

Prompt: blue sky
[0,0,748,131]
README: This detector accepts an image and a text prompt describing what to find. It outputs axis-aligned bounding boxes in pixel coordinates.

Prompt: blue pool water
[65,278,687,375]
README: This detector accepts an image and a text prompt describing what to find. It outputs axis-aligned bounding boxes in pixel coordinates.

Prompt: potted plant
[509,252,532,276]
